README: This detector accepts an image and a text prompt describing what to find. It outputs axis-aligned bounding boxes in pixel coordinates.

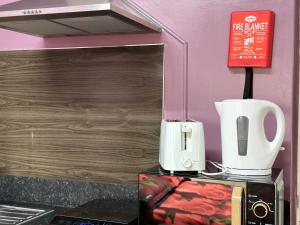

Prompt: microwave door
[232,187,244,225]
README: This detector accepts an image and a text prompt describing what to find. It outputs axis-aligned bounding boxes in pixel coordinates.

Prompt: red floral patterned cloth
[152,181,233,225]
[139,174,185,206]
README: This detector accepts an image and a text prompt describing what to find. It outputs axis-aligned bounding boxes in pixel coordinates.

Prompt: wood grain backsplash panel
[0,45,163,184]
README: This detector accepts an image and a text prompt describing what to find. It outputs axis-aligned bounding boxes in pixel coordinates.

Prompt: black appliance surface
[50,199,138,225]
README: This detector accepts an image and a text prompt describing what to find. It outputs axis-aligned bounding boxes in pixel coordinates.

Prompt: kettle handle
[263,101,285,152]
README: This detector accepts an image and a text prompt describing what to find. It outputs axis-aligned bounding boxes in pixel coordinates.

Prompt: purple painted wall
[0,0,297,223]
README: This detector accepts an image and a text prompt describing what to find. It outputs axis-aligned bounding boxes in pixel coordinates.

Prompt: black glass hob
[50,199,138,225]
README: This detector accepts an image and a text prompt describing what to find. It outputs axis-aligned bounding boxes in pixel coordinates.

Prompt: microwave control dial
[182,159,192,168]
[252,201,270,219]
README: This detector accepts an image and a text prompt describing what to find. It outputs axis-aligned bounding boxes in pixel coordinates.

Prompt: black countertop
[0,175,136,208]
[0,175,137,225]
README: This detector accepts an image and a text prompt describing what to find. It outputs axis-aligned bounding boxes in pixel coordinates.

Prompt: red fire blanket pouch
[228,11,275,68]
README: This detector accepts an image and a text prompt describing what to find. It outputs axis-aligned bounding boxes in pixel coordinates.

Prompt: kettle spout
[215,102,222,115]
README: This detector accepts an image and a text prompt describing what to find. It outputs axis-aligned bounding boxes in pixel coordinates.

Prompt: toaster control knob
[252,201,269,219]
[182,159,192,168]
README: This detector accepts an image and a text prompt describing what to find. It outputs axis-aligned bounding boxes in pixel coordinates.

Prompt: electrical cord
[243,67,253,99]
[200,160,228,176]
[207,161,223,170]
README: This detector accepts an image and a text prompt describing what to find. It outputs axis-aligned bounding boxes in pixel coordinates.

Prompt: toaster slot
[181,125,192,152]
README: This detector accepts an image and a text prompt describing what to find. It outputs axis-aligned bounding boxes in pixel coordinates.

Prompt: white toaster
[159,120,205,173]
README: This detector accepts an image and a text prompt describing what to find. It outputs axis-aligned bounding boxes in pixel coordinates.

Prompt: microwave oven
[138,166,284,225]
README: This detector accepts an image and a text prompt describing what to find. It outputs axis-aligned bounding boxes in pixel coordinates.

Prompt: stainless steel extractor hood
[0,0,161,37]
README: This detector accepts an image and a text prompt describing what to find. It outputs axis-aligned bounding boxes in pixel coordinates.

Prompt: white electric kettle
[215,99,285,176]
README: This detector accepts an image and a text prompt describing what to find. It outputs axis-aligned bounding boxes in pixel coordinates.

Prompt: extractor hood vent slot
[53,15,145,34]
